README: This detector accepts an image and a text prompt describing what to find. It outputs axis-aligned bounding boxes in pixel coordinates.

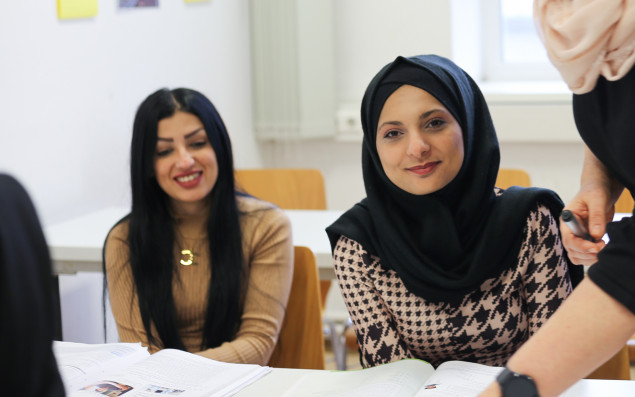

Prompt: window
[482,0,560,82]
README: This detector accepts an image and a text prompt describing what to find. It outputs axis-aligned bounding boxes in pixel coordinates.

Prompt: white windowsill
[479,80,572,104]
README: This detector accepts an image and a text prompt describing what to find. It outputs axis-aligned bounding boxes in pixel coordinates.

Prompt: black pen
[561,210,596,242]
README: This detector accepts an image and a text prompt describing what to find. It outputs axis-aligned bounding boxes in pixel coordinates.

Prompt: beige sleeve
[104,221,161,353]
[195,207,294,365]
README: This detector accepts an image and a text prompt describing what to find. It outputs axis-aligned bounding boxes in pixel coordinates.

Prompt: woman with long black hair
[105,88,293,364]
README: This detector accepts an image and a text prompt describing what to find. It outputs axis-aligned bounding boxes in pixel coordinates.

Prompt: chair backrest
[268,246,325,369]
[235,168,326,210]
[496,168,531,189]
[235,168,332,309]
[615,190,634,214]
[586,345,631,380]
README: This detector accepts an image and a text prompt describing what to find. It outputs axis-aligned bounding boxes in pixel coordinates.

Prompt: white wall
[0,0,260,227]
[1,0,588,342]
[0,0,259,342]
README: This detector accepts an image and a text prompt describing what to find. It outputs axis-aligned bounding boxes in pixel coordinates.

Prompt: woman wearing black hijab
[326,54,582,369]
[0,174,65,396]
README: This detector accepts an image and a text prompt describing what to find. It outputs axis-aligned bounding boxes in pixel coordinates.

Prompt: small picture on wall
[119,0,158,7]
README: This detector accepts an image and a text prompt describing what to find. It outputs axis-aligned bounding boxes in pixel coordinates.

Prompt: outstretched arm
[479,278,635,397]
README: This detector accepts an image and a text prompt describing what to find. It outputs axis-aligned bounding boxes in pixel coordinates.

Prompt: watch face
[498,368,538,397]
[505,376,538,396]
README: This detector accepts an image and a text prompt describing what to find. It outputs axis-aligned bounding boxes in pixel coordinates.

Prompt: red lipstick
[407,162,440,176]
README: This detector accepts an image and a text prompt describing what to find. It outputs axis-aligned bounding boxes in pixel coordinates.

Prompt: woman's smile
[174,171,203,187]
[406,161,440,176]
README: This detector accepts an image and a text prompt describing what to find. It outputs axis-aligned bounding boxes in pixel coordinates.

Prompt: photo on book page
[80,380,133,396]
[144,385,185,394]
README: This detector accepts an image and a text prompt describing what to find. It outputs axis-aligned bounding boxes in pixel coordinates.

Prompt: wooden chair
[496,168,531,188]
[234,168,331,309]
[268,246,325,369]
[615,189,634,214]
[235,168,326,211]
[235,169,329,369]
[586,345,631,380]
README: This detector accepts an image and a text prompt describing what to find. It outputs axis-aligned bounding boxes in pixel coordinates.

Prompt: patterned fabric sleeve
[333,235,414,367]
[520,203,574,335]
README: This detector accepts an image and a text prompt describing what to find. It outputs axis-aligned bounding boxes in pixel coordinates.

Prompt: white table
[233,368,635,397]
[47,209,631,279]
[45,206,343,280]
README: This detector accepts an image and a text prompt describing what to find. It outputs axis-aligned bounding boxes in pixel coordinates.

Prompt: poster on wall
[57,0,98,19]
[118,0,158,7]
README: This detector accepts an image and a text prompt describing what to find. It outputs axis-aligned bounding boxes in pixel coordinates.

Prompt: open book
[267,359,625,397]
[53,341,270,397]
[279,359,501,397]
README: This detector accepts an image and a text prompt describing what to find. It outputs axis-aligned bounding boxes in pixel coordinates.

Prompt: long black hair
[0,174,65,397]
[107,88,245,350]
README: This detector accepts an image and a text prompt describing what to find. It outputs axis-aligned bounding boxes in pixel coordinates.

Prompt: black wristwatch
[496,366,539,397]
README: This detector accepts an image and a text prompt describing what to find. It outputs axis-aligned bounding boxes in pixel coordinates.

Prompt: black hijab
[327,55,582,302]
[0,174,66,397]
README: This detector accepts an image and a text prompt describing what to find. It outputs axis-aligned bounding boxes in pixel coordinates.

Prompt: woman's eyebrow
[377,120,403,131]
[419,109,443,120]
[377,109,444,131]
[157,128,204,142]
[184,128,205,139]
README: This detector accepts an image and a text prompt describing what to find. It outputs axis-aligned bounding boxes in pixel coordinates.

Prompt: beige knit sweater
[105,195,293,365]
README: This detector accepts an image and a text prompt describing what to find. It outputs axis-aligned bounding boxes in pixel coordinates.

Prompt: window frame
[480,0,561,82]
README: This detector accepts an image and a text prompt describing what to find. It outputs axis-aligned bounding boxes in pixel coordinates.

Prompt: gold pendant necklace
[179,249,196,266]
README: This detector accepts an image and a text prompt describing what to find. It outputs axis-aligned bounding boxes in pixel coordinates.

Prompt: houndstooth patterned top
[333,202,574,368]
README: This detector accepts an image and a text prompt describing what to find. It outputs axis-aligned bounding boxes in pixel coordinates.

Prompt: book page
[54,341,150,392]
[281,359,436,397]
[413,361,501,396]
[65,348,270,397]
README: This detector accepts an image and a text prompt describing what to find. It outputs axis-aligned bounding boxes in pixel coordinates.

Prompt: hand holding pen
[561,210,596,242]
[560,209,605,265]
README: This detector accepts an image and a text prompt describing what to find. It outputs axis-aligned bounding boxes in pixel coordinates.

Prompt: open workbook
[53,341,270,397]
[278,359,502,397]
[269,358,626,397]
